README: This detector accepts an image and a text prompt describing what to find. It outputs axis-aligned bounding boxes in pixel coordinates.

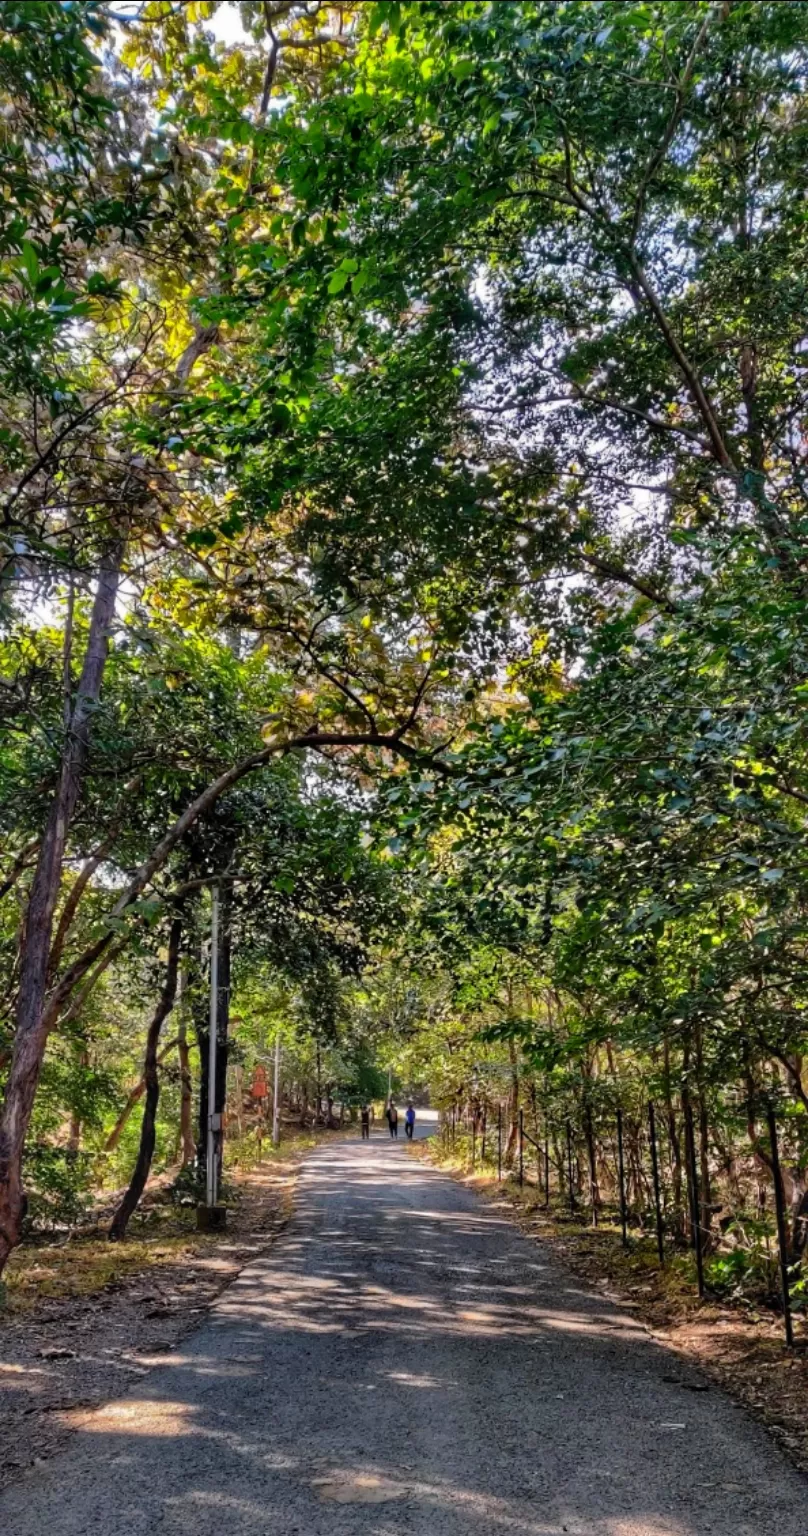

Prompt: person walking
[385,1099,399,1138]
[405,1101,416,1139]
[360,1103,372,1140]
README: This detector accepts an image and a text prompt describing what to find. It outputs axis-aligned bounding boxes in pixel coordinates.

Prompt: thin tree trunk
[0,545,123,1272]
[109,920,182,1241]
[48,775,142,980]
[104,1036,180,1154]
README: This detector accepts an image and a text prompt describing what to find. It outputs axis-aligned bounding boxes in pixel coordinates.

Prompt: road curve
[1,1125,806,1535]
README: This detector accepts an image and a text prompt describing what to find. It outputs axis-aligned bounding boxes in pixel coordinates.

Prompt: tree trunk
[109,920,182,1241]
[0,545,123,1274]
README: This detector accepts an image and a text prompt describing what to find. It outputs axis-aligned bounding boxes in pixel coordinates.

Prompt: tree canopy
[1,1,808,1314]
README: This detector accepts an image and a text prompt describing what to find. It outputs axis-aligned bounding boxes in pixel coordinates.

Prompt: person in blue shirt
[405,1101,416,1140]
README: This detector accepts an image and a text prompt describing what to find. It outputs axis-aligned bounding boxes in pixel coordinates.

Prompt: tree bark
[48,775,142,980]
[0,544,123,1272]
[109,919,182,1241]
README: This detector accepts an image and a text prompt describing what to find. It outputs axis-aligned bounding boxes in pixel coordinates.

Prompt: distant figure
[386,1100,399,1138]
[360,1103,372,1140]
[405,1101,416,1140]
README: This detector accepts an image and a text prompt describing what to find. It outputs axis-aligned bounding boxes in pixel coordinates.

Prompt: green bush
[704,1217,779,1302]
[22,1145,95,1231]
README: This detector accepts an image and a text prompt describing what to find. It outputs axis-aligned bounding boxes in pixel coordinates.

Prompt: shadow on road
[1,1132,806,1535]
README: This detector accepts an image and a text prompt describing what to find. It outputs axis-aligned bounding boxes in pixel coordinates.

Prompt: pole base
[196,1202,227,1231]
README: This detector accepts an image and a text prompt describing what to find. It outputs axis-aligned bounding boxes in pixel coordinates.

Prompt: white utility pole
[272,1030,282,1146]
[206,883,220,1209]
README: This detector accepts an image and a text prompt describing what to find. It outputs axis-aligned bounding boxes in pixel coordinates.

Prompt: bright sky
[209,2,248,45]
[109,2,247,46]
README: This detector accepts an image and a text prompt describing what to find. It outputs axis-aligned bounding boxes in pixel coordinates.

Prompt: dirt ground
[0,1136,315,1490]
[416,1142,808,1480]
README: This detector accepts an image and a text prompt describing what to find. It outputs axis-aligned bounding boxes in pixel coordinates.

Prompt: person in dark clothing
[360,1103,371,1140]
[385,1100,399,1138]
[405,1101,416,1139]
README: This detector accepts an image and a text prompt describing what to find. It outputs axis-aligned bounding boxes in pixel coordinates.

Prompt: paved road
[2,1123,807,1535]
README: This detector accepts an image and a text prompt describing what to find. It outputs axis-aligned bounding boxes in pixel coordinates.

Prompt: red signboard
[251,1065,268,1100]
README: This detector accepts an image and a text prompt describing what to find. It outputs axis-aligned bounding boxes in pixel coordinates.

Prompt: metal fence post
[766,1103,794,1347]
[472,1115,476,1171]
[648,1102,665,1265]
[566,1119,575,1212]
[497,1103,502,1181]
[544,1119,550,1208]
[616,1108,628,1247]
[518,1108,524,1187]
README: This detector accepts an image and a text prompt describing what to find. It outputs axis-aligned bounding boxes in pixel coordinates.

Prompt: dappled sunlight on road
[1,1132,805,1536]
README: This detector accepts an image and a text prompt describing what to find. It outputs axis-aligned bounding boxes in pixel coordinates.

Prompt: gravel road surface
[2,1121,807,1535]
